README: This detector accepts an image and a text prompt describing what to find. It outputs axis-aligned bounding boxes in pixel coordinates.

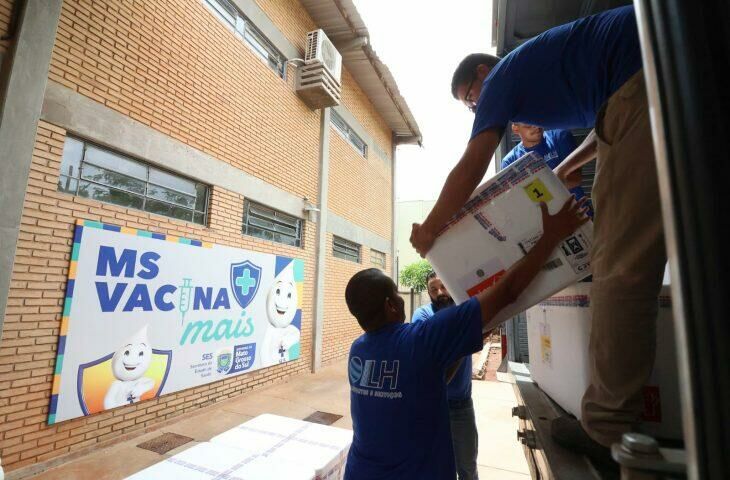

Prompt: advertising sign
[49,220,305,424]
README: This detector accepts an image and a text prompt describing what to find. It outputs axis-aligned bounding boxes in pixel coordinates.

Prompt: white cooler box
[525,283,683,441]
[211,414,352,480]
[427,152,592,325]
[126,414,352,480]
[125,442,315,479]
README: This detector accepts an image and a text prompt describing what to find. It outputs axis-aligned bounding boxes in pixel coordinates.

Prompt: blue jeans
[449,397,479,480]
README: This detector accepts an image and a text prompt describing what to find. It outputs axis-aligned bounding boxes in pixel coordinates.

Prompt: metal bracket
[611,433,687,479]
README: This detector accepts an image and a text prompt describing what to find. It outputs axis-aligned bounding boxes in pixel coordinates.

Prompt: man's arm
[554,129,598,188]
[445,358,465,384]
[410,128,503,257]
[476,198,589,331]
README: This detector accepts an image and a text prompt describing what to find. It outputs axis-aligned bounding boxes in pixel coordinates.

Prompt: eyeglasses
[464,74,478,113]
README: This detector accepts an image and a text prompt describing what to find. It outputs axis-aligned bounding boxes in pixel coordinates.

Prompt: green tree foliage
[399,260,432,293]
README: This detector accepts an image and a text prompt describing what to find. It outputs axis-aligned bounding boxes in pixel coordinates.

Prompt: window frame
[330,110,368,157]
[333,236,361,263]
[203,0,287,78]
[242,200,304,248]
[370,249,386,269]
[57,137,210,226]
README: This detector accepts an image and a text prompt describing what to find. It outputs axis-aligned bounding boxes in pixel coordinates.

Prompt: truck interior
[494,1,729,479]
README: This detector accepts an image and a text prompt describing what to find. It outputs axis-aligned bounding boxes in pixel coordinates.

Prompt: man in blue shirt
[502,125,592,216]
[410,6,667,473]
[346,198,588,480]
[412,271,478,480]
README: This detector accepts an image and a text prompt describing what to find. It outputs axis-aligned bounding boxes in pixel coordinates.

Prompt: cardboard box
[427,152,592,325]
[125,442,315,480]
[525,283,683,441]
[211,414,352,480]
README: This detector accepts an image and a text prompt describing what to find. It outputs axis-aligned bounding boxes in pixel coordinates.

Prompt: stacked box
[427,152,592,325]
[126,414,352,480]
[211,414,352,479]
[525,283,683,441]
[125,442,315,479]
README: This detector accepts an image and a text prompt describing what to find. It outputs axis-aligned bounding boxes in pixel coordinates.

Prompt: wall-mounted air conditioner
[305,29,342,81]
[296,29,342,110]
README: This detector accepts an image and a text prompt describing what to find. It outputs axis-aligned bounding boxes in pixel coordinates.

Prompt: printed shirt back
[344,298,483,480]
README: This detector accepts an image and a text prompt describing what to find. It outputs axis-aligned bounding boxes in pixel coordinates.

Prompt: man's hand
[410,223,436,258]
[540,196,590,243]
[554,129,597,189]
[475,196,590,331]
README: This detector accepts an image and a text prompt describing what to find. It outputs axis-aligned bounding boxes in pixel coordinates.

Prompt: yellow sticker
[540,336,552,358]
[524,179,554,203]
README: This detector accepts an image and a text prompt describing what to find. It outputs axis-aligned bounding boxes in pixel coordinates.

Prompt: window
[58,137,209,225]
[243,200,303,247]
[204,0,286,77]
[371,249,386,269]
[331,110,368,157]
[333,236,361,263]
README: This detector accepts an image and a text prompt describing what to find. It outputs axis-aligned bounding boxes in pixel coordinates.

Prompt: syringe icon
[178,278,193,324]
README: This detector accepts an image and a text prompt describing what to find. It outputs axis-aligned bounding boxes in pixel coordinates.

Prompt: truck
[492,1,729,479]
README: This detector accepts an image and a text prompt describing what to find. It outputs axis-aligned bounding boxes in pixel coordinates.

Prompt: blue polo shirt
[501,130,588,202]
[412,303,473,402]
[471,6,642,138]
[344,297,483,480]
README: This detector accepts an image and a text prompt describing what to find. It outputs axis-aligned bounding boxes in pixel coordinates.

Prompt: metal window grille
[370,249,386,269]
[333,236,360,263]
[57,137,209,225]
[331,110,368,157]
[204,0,286,77]
[242,200,303,247]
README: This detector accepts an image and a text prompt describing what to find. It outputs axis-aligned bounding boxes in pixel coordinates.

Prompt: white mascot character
[262,266,301,365]
[103,325,155,409]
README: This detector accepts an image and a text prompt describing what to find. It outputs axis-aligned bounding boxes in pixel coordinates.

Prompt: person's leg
[580,70,667,447]
[449,398,479,480]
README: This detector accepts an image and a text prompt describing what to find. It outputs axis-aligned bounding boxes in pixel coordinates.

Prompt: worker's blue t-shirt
[501,130,587,201]
[471,5,642,138]
[344,298,483,480]
[412,303,473,401]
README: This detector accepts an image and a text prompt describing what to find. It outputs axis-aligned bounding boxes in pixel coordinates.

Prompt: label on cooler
[539,318,552,367]
[560,231,592,275]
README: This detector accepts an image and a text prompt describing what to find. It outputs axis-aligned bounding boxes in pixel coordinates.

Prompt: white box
[125,442,315,480]
[211,414,352,480]
[525,283,683,441]
[427,152,592,325]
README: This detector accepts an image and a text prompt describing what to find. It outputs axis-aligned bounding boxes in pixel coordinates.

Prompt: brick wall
[0,0,13,56]
[0,121,318,471]
[327,132,392,239]
[48,0,322,202]
[340,68,393,158]
[321,234,392,365]
[0,0,398,471]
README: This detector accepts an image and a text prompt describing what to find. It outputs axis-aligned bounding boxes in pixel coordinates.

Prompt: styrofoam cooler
[525,283,683,441]
[211,414,353,480]
[125,442,315,479]
[427,152,592,325]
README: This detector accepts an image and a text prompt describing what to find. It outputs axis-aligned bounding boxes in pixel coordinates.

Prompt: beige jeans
[580,70,667,447]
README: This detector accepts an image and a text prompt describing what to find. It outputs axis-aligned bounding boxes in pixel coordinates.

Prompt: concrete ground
[22,358,529,480]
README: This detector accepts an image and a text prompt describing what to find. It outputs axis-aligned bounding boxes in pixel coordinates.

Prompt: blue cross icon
[235,269,257,295]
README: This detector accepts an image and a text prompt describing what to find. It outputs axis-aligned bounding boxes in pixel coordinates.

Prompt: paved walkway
[22,359,529,479]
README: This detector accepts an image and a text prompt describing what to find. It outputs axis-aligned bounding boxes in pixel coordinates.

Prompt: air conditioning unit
[305,29,342,81]
[296,29,342,109]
